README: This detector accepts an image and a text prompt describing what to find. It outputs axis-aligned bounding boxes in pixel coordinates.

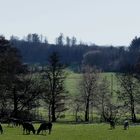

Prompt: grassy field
[65,71,118,96]
[0,123,140,140]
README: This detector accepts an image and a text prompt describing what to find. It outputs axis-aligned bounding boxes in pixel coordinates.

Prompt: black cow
[22,122,35,134]
[109,119,115,129]
[124,120,129,130]
[37,122,52,135]
[8,118,22,127]
[0,123,3,134]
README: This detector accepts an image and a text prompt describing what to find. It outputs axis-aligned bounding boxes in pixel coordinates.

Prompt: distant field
[65,71,118,96]
[0,123,140,140]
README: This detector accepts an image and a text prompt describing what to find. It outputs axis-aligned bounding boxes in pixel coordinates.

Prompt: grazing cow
[8,118,22,127]
[124,120,129,130]
[109,119,115,129]
[37,122,52,135]
[15,119,23,127]
[22,122,35,134]
[8,118,15,127]
[0,123,3,134]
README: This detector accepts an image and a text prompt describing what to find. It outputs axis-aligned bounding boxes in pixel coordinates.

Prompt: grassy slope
[0,123,140,140]
[65,71,117,96]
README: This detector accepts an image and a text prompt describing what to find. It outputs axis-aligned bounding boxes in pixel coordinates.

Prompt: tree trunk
[48,103,51,122]
[13,87,18,118]
[51,103,56,122]
[101,102,107,122]
[75,107,79,122]
[85,98,89,122]
[131,103,136,122]
[51,94,56,122]
[130,95,136,122]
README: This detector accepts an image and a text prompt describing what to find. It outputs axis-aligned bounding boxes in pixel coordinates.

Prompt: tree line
[10,33,140,73]
[10,33,127,72]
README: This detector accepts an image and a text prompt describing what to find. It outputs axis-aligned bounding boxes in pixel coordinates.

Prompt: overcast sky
[0,0,140,46]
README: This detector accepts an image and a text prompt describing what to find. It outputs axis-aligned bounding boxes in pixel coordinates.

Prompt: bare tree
[79,65,99,122]
[70,95,83,122]
[95,77,119,122]
[116,72,140,122]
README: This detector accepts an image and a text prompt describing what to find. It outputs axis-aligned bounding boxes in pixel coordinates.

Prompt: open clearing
[0,123,140,140]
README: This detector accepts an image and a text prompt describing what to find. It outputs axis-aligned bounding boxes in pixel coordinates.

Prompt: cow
[109,119,115,129]
[0,123,3,134]
[22,122,35,134]
[37,122,52,135]
[124,120,129,130]
[8,118,22,127]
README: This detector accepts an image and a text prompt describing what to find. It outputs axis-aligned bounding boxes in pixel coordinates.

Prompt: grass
[65,71,82,96]
[0,123,140,140]
[65,71,118,96]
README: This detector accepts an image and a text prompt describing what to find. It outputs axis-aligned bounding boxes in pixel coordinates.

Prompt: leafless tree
[116,73,140,122]
[97,76,119,122]
[79,65,99,122]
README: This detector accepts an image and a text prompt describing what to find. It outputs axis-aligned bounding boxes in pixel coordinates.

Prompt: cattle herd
[0,118,52,135]
[0,118,129,135]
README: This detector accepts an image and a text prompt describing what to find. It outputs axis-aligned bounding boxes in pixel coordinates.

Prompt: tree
[26,33,40,43]
[0,36,25,117]
[56,33,64,46]
[66,36,71,47]
[43,52,67,122]
[71,36,77,46]
[95,76,119,122]
[44,37,48,44]
[79,65,99,122]
[129,36,140,52]
[116,72,140,122]
[10,73,43,118]
[0,36,43,119]
[70,94,83,122]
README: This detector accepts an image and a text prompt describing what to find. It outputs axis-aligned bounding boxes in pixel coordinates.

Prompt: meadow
[0,123,140,140]
[65,71,117,96]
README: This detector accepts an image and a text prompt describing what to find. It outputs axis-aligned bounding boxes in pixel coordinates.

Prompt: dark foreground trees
[0,36,43,119]
[43,52,67,122]
[0,36,24,117]
[0,37,68,121]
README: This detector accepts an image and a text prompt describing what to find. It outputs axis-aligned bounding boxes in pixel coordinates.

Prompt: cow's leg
[41,130,43,135]
[23,128,25,134]
[26,129,29,134]
[49,128,51,134]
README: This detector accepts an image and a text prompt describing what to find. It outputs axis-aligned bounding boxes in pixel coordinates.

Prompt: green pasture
[65,71,118,96]
[0,123,140,140]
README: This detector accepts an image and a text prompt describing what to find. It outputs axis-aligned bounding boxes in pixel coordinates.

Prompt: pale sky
[0,0,140,46]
